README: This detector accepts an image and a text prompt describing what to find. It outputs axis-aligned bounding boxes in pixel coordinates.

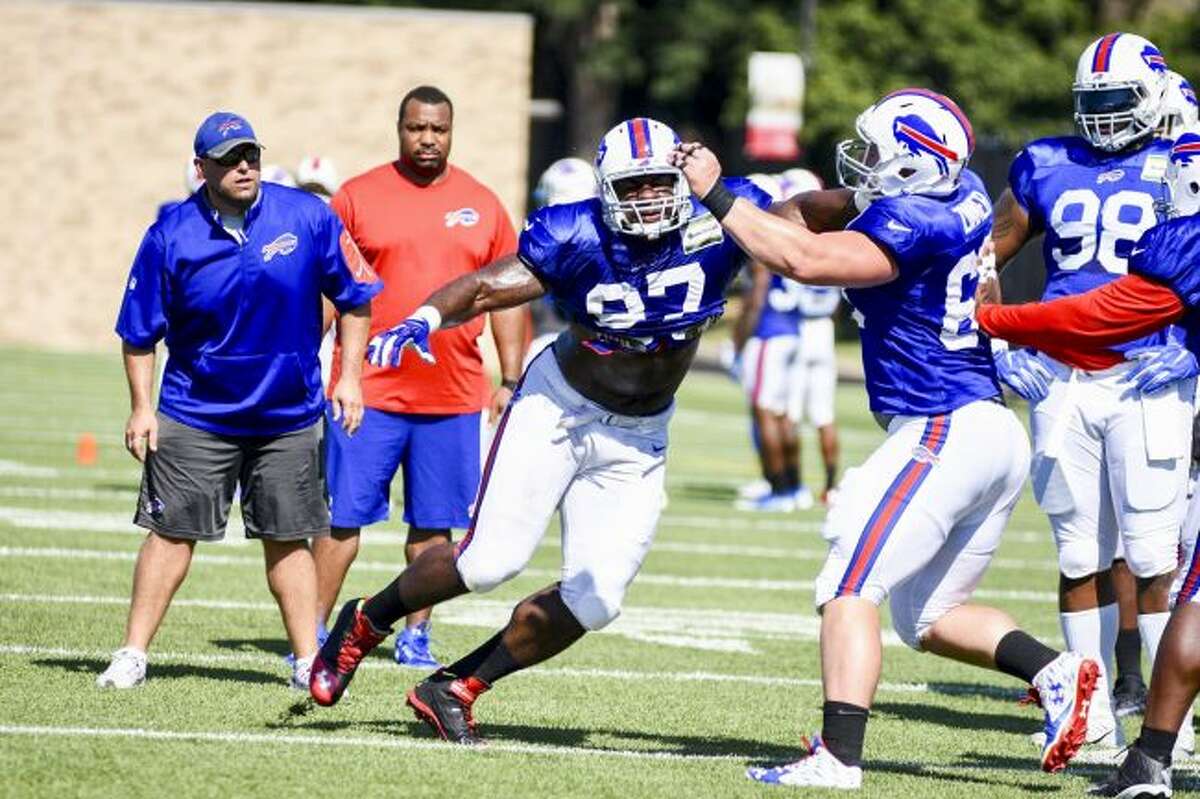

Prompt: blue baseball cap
[193,111,261,158]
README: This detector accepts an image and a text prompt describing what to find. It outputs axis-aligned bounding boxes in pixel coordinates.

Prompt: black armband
[501,378,520,391]
[700,179,737,221]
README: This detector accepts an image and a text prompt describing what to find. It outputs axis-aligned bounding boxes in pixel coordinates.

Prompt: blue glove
[1121,343,1200,394]
[365,318,435,368]
[994,348,1053,402]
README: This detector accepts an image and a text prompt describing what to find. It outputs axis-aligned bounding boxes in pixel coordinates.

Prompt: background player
[986,33,1192,745]
[316,86,527,671]
[673,89,1098,790]
[971,130,1200,797]
[308,119,777,744]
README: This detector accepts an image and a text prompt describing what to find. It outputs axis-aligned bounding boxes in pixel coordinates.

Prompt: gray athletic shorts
[134,413,330,542]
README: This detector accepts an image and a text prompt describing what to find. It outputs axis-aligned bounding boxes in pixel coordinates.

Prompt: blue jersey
[754,274,805,339]
[116,183,382,436]
[1129,216,1200,351]
[844,169,1001,417]
[518,177,773,352]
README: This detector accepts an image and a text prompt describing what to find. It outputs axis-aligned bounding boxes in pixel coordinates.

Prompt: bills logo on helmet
[595,138,608,167]
[893,115,957,175]
[1172,133,1200,165]
[1141,45,1168,73]
[1182,79,1198,108]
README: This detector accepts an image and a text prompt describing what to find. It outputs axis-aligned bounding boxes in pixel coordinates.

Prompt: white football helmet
[835,88,974,198]
[777,168,823,199]
[595,117,692,238]
[296,155,340,197]
[261,164,297,188]
[1158,71,1199,139]
[184,157,203,194]
[1161,128,1200,217]
[1074,33,1170,152]
[534,157,598,207]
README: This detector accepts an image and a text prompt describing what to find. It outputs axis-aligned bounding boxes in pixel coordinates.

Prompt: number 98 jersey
[517,177,773,349]
[1010,135,1172,302]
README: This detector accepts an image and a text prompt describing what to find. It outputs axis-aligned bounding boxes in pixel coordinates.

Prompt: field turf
[0,347,1192,798]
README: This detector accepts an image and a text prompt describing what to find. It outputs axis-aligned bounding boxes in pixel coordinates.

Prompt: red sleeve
[978,275,1184,368]
[330,188,354,234]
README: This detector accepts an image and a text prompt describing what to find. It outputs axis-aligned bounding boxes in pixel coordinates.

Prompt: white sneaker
[290,655,313,691]
[737,479,771,501]
[793,486,815,511]
[735,492,796,513]
[1031,651,1100,772]
[96,647,147,689]
[746,736,863,790]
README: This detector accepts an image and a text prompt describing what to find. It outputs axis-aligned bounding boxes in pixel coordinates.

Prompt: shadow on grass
[669,482,739,504]
[873,701,1037,736]
[870,757,1058,794]
[924,682,1027,702]
[210,637,291,657]
[35,656,280,686]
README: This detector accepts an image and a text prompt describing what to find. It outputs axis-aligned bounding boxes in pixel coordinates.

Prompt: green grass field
[0,347,1192,798]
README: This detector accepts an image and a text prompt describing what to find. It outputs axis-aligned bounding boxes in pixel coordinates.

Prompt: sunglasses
[205,145,262,168]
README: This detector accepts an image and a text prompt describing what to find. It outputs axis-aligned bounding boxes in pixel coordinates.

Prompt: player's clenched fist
[366,317,435,368]
[670,142,722,198]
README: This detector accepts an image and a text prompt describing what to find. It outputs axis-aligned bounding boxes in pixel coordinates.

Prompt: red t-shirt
[330,163,518,413]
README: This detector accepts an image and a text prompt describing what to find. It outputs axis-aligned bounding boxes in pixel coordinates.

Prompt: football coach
[98,111,382,691]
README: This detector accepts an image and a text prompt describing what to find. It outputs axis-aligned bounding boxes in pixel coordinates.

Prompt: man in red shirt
[318,85,526,668]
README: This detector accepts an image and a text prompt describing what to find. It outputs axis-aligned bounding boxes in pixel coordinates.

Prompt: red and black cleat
[406,671,490,745]
[309,598,390,707]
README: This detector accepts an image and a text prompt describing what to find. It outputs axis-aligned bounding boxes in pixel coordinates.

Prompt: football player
[731,174,807,512]
[306,118,776,741]
[673,89,1099,789]
[984,33,1193,745]
[973,131,1200,796]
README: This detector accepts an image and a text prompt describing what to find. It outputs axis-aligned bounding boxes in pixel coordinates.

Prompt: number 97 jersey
[1010,135,1172,302]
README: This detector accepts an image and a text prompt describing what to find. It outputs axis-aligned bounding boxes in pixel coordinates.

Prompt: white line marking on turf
[0,723,739,762]
[0,545,1059,602]
[0,643,932,693]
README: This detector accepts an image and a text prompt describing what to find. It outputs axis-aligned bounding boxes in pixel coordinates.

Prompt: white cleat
[746,736,863,790]
[290,655,313,691]
[96,647,147,689]
[793,486,815,511]
[737,479,771,501]
[1030,651,1101,772]
[735,492,797,513]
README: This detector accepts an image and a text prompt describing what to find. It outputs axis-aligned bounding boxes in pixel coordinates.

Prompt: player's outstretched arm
[366,255,547,368]
[670,143,897,288]
[978,274,1184,350]
[990,189,1033,271]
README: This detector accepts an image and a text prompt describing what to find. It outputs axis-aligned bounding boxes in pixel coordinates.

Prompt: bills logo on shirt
[445,207,480,228]
[262,232,299,262]
[1096,169,1125,184]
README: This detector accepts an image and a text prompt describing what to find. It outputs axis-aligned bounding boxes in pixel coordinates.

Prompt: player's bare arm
[990,188,1033,269]
[732,260,771,353]
[330,302,370,435]
[671,143,897,287]
[773,187,859,233]
[429,255,548,328]
[487,304,528,421]
[121,342,158,462]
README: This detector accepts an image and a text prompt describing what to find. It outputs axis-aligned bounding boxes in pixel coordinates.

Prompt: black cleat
[1113,673,1148,719]
[309,599,391,707]
[1088,744,1172,797]
[406,671,490,745]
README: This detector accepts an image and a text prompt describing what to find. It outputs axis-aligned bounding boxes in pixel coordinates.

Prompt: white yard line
[0,545,1059,602]
[0,723,739,762]
[0,643,930,693]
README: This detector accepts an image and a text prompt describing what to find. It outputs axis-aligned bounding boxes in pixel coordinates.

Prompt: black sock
[994,630,1059,683]
[821,701,869,767]
[825,463,837,492]
[443,631,504,679]
[1138,726,1177,766]
[784,466,800,492]
[767,471,790,495]
[1116,628,1143,681]
[472,640,524,686]
[361,577,412,631]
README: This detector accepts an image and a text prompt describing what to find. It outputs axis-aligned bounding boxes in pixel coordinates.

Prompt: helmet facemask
[1074,80,1162,152]
[599,166,692,239]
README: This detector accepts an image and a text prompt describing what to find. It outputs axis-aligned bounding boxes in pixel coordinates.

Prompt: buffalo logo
[892,114,957,175]
[217,118,244,135]
[339,229,377,283]
[911,444,940,465]
[1141,45,1168,74]
[1096,169,1125,184]
[1182,79,1198,108]
[595,138,608,167]
[261,232,299,262]
[143,496,165,519]
[445,207,480,228]
[1172,135,1200,166]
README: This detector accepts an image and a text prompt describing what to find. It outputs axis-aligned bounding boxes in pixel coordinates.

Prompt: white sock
[1138,611,1171,669]
[1061,604,1118,715]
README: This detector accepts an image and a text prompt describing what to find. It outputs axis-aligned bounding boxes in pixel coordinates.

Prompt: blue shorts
[325,407,481,529]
